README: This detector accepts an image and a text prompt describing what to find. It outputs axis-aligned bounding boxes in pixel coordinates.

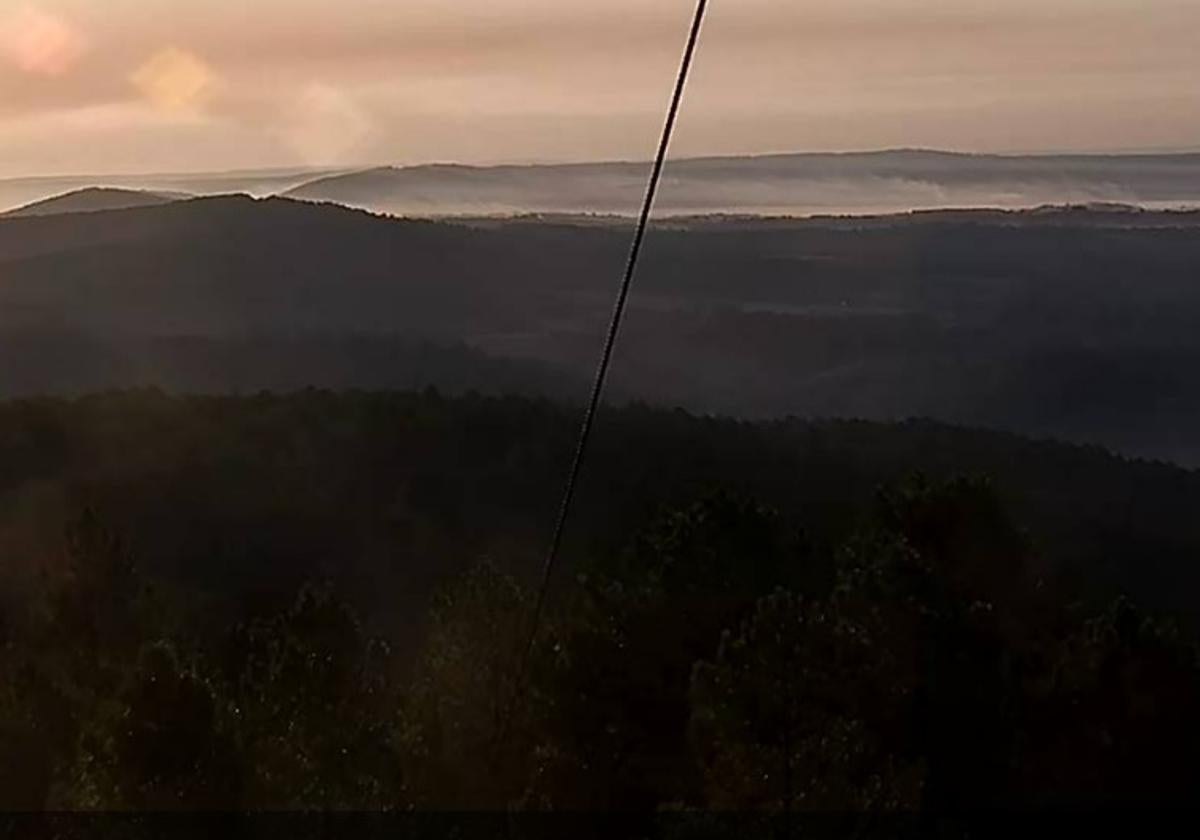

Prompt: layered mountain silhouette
[9,151,1200,219]
[0,166,344,215]
[2,187,187,218]
[282,150,1200,217]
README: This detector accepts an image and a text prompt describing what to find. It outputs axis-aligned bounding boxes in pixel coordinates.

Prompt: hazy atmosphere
[6,0,1200,820]
[2,0,1198,176]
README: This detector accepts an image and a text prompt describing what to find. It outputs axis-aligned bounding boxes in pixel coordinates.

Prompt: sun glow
[0,4,87,77]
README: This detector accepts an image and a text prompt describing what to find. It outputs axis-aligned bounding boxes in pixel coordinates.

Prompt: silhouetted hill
[2,187,186,218]
[283,150,1200,217]
[5,195,1200,462]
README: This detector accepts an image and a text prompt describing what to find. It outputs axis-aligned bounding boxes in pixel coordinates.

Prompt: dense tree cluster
[2,390,1199,820]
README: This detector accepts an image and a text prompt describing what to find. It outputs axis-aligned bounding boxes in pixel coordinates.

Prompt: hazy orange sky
[1,0,1197,177]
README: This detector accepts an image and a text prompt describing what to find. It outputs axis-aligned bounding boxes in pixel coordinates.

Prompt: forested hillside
[3,390,1200,816]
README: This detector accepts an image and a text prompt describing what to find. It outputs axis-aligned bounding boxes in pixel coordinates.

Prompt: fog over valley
[6,150,1200,218]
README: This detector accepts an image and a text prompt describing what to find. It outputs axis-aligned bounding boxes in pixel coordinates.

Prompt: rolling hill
[4,195,1200,463]
[2,187,186,218]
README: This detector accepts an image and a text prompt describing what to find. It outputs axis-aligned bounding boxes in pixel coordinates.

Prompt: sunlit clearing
[0,4,86,77]
[131,47,217,115]
[283,84,373,166]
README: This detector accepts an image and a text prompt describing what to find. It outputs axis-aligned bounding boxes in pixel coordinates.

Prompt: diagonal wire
[514,0,711,692]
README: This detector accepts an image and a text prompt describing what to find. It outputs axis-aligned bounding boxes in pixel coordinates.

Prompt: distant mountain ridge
[282,149,1200,217]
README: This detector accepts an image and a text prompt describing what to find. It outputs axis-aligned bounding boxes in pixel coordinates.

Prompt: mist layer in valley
[282,150,1200,217]
[7,150,1200,219]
